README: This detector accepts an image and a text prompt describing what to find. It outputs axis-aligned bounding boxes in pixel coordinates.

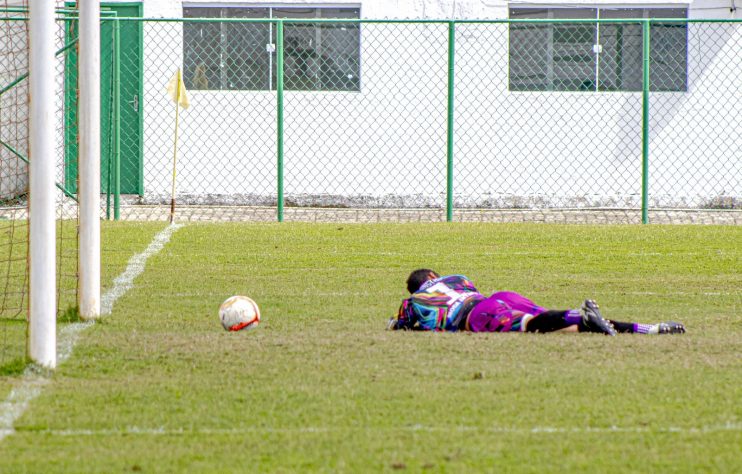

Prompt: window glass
[319,8,361,91]
[183,7,222,90]
[272,7,360,91]
[509,7,687,92]
[183,6,360,91]
[509,8,549,90]
[274,8,321,90]
[509,7,547,20]
[552,9,596,91]
[600,9,643,90]
[650,9,688,91]
[224,8,270,90]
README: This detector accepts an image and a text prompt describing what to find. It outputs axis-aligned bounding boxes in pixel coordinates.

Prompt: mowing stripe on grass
[0,224,183,443]
[20,422,742,437]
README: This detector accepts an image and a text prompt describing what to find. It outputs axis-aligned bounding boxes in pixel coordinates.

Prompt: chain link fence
[100,16,740,224]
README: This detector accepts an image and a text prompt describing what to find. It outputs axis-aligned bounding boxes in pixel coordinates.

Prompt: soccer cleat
[580,299,617,336]
[651,321,686,335]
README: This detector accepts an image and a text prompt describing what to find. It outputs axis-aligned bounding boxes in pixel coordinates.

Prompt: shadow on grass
[1,318,27,375]
[58,305,81,324]
[0,356,27,376]
[0,306,81,376]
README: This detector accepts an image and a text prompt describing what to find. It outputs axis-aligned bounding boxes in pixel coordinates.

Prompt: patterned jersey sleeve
[391,275,485,331]
[391,299,417,330]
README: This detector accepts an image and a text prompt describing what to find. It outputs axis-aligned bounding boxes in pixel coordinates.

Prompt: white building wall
[134,0,740,208]
[0,16,29,201]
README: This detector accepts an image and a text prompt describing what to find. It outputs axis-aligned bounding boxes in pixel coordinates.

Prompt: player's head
[406,269,440,294]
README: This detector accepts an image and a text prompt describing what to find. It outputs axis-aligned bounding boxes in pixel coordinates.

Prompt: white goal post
[27,0,101,368]
[28,0,57,368]
[78,0,101,320]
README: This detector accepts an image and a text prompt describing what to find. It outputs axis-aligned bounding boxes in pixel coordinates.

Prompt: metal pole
[446,21,455,222]
[79,0,101,319]
[276,20,284,222]
[105,21,112,221]
[28,0,57,367]
[641,19,650,224]
[595,10,601,91]
[113,17,121,220]
[169,69,181,224]
[106,147,111,220]
[268,10,273,91]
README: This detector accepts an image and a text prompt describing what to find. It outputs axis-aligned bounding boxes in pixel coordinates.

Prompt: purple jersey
[395,275,486,331]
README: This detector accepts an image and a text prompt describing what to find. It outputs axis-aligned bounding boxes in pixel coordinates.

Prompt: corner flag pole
[167,68,189,224]
[170,71,179,224]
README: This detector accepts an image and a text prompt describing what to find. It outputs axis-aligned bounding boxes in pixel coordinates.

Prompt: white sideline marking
[16,422,742,437]
[0,223,183,443]
[100,223,182,316]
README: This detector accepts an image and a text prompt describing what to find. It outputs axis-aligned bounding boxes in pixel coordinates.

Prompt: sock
[564,309,582,325]
[634,323,655,334]
[525,310,574,333]
[610,320,636,334]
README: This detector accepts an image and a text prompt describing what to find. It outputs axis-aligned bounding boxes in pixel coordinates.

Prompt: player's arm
[387,299,416,330]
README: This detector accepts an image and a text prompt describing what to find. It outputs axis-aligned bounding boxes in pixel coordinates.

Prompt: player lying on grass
[387,269,685,336]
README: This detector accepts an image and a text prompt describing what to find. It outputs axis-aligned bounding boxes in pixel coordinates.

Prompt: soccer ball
[219,295,260,331]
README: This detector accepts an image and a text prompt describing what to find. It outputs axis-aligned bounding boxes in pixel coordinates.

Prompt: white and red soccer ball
[219,295,260,331]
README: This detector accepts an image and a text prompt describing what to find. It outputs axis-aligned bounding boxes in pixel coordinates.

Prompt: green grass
[1,219,80,377]
[0,223,740,473]
[0,222,165,400]
[0,218,29,375]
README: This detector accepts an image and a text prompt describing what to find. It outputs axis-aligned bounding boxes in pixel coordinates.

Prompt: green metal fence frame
[3,15,740,222]
[0,12,96,203]
[642,20,651,224]
[276,21,285,222]
[1,8,128,219]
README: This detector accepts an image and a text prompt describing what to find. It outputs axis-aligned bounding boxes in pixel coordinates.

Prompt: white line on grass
[0,223,183,443]
[18,422,742,437]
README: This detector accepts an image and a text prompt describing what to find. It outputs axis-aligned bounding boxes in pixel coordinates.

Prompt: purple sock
[565,309,582,325]
[634,323,653,334]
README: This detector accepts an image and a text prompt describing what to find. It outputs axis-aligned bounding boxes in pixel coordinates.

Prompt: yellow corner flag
[167,68,190,109]
[168,68,189,224]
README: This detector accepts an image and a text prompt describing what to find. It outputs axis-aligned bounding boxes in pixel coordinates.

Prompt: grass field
[0,222,740,473]
[0,220,82,374]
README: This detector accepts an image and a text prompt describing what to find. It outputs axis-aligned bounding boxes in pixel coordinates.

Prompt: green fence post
[105,24,112,222]
[641,19,650,224]
[113,17,121,220]
[446,21,455,222]
[276,20,285,222]
[105,18,113,220]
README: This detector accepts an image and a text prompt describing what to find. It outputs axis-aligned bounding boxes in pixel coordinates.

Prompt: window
[509,7,687,92]
[183,5,361,91]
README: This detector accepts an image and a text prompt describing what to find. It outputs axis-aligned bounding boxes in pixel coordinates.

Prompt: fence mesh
[0,3,30,372]
[650,21,740,210]
[456,21,643,209]
[0,4,78,372]
[98,17,740,223]
[284,22,448,208]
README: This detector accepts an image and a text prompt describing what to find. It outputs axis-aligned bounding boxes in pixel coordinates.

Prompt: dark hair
[406,269,439,294]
